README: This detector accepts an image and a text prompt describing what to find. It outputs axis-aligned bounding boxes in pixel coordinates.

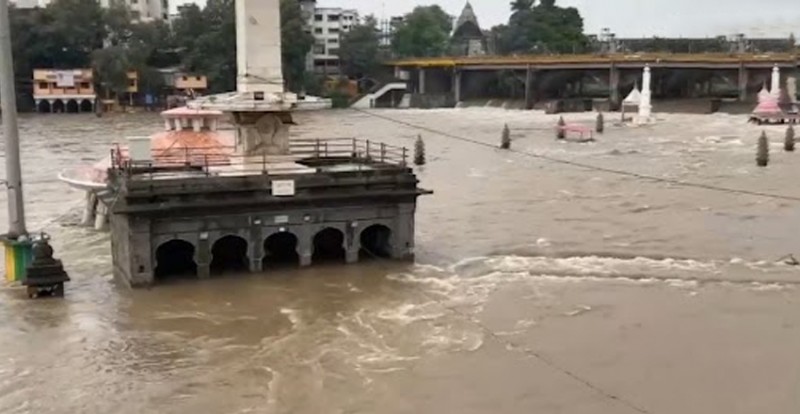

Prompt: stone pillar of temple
[419,68,427,94]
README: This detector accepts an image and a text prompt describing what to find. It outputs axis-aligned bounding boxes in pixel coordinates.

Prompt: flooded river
[1,108,800,413]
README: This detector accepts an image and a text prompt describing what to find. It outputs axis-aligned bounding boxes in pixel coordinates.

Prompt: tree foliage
[8,0,315,106]
[339,16,382,79]
[496,0,587,55]
[392,6,453,58]
[281,0,314,92]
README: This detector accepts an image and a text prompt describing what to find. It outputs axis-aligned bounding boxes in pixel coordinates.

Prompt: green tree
[499,0,587,55]
[46,0,105,67]
[280,0,313,92]
[339,16,381,79]
[92,46,132,96]
[392,6,453,58]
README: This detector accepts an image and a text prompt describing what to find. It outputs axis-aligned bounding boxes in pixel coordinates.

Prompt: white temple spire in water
[637,65,652,124]
[770,65,781,98]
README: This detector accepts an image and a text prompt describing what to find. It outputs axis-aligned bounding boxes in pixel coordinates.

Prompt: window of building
[182,76,188,81]
[129,79,136,87]
[314,14,323,21]
[328,48,340,55]
[80,82,90,89]
[327,38,338,44]
[313,44,325,54]
[38,82,48,89]
[328,28,339,34]
[327,14,340,22]
[314,27,323,34]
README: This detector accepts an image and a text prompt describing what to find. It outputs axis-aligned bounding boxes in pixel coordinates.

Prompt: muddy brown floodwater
[1,108,800,414]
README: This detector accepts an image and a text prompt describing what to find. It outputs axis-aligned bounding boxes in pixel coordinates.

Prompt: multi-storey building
[378,16,403,48]
[11,0,169,21]
[300,0,359,75]
[99,0,169,21]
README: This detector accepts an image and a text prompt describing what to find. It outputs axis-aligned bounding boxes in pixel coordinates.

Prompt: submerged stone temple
[96,0,429,287]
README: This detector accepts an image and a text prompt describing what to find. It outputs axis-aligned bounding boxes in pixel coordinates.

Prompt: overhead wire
[352,108,800,203]
[360,246,652,414]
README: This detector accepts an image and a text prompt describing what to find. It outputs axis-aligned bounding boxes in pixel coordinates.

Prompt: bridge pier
[524,65,536,109]
[453,69,462,104]
[609,65,620,105]
[738,65,749,102]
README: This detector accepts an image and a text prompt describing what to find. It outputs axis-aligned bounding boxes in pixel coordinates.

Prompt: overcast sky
[174,0,800,38]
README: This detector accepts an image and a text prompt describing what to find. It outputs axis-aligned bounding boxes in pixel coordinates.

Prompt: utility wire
[361,247,651,414]
[353,108,800,203]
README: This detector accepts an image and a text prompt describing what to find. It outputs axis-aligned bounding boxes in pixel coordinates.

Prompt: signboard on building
[272,180,295,197]
[55,71,75,88]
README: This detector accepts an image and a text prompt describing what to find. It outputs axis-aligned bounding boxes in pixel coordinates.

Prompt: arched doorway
[66,99,79,113]
[263,231,300,269]
[37,100,51,113]
[155,239,197,281]
[52,100,65,113]
[312,227,346,264]
[210,235,249,274]
[359,224,392,260]
[80,99,93,113]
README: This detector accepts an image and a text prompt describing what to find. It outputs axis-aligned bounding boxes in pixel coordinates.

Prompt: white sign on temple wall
[272,180,295,196]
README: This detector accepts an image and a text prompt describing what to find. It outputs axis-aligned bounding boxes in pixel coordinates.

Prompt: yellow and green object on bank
[2,237,33,283]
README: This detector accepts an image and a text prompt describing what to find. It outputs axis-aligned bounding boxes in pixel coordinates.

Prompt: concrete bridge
[388,53,800,109]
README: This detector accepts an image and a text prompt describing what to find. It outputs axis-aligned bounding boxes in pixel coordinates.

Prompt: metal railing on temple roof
[109,137,410,179]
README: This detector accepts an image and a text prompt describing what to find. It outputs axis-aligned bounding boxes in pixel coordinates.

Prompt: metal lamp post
[0,0,69,297]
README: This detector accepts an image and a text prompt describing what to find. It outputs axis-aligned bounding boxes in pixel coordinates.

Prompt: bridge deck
[390,53,800,70]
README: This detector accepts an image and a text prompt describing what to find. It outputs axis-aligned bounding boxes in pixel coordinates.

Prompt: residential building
[11,0,170,21]
[378,16,404,48]
[159,68,209,95]
[33,68,138,113]
[299,0,359,75]
[10,0,44,8]
[99,0,169,22]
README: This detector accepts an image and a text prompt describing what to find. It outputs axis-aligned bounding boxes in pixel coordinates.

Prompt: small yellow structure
[174,73,208,93]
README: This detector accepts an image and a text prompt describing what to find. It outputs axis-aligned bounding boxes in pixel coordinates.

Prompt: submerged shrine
[60,0,430,287]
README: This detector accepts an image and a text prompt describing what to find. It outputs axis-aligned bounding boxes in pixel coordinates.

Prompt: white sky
[174,0,800,38]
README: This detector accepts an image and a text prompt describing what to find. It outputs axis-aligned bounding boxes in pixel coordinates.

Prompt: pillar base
[300,253,312,267]
[346,248,359,264]
[94,202,108,231]
[81,192,97,227]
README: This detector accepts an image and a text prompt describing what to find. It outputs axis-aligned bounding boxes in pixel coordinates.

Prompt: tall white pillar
[638,65,652,122]
[236,0,284,94]
[771,65,781,98]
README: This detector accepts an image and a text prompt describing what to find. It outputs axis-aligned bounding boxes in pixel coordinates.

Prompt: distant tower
[451,2,486,56]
